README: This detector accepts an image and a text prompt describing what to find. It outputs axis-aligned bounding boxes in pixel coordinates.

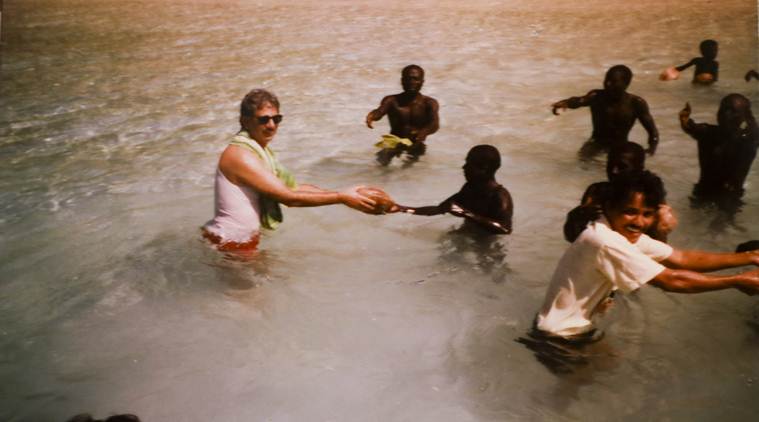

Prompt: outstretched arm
[678,102,710,140]
[663,248,759,272]
[675,58,696,72]
[651,267,759,295]
[412,98,440,143]
[634,96,659,155]
[220,146,376,212]
[366,96,393,129]
[551,90,596,115]
[450,203,512,234]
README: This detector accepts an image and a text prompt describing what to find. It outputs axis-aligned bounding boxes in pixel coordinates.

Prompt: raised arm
[551,90,597,115]
[633,96,659,155]
[366,96,394,129]
[220,145,376,212]
[678,102,709,139]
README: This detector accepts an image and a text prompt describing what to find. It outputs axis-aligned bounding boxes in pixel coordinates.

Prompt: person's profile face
[605,192,656,243]
[604,72,629,98]
[401,68,424,94]
[242,103,280,144]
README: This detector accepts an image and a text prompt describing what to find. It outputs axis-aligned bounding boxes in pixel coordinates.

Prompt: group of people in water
[202,46,759,346]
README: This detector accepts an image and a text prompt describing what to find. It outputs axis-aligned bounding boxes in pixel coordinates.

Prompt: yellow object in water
[374,134,413,149]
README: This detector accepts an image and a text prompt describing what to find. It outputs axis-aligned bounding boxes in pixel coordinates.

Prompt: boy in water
[563,142,677,243]
[537,170,759,341]
[366,64,440,165]
[672,39,719,84]
[392,145,513,235]
[679,94,758,199]
[552,65,659,156]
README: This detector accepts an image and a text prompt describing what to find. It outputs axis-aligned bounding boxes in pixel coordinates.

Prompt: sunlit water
[1,0,758,420]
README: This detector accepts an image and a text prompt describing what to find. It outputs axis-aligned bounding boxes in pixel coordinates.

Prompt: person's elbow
[650,270,695,293]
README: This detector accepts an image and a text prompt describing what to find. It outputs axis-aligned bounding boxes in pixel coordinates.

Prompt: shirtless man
[366,64,440,165]
[203,89,379,251]
[679,94,758,199]
[552,65,659,156]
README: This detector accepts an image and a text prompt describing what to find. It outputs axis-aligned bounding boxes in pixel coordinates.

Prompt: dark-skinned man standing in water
[552,65,659,157]
[366,64,440,165]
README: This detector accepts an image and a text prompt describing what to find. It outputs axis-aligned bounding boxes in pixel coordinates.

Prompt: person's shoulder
[421,94,439,105]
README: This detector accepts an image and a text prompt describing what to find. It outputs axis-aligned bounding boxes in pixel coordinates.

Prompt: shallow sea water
[1,0,758,420]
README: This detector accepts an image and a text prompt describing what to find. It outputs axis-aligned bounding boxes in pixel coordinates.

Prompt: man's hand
[737,269,759,295]
[679,102,691,123]
[365,112,376,129]
[646,138,658,156]
[339,186,377,213]
[551,100,568,116]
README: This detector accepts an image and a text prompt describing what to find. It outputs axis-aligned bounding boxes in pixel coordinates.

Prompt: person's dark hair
[736,240,759,253]
[606,142,645,180]
[240,89,280,120]
[466,144,501,174]
[606,170,665,210]
[719,92,756,124]
[605,65,633,85]
[402,64,424,78]
[65,413,141,422]
[699,39,718,57]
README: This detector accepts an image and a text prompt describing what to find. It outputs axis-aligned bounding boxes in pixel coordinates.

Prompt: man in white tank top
[203,89,379,250]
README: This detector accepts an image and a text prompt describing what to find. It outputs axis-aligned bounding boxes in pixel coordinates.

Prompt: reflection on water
[1,0,758,420]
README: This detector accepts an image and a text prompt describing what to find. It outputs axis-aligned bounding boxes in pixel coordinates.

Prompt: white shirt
[536,217,673,337]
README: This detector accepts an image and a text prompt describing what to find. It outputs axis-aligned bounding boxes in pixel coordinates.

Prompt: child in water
[661,39,719,84]
[563,142,677,243]
[392,145,513,235]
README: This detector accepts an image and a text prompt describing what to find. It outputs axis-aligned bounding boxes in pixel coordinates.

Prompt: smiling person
[202,88,381,252]
[536,170,759,341]
[366,64,440,165]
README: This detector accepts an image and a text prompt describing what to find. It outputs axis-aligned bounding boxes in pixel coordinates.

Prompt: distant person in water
[552,65,659,156]
[661,39,719,84]
[537,170,759,341]
[679,94,758,199]
[203,89,383,251]
[366,64,440,165]
[391,145,513,235]
[746,70,759,82]
[563,142,677,243]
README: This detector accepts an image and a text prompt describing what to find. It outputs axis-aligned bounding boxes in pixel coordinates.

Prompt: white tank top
[202,167,261,243]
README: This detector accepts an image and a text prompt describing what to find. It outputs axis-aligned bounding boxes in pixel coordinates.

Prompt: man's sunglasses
[256,114,283,125]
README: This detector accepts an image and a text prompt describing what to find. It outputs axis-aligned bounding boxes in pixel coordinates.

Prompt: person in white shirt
[536,170,759,340]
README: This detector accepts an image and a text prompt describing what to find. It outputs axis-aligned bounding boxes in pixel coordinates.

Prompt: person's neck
[400,91,421,101]
[242,129,269,148]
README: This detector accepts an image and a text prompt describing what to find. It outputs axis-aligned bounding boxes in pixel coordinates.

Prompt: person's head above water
[717,93,755,133]
[604,170,666,243]
[606,142,646,180]
[239,88,282,145]
[463,144,501,183]
[603,65,632,99]
[699,39,718,60]
[401,64,425,95]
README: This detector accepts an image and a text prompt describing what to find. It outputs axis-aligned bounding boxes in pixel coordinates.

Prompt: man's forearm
[667,249,758,272]
[652,269,744,293]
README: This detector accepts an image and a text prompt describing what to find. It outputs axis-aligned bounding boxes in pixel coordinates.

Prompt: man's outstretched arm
[663,248,759,272]
[366,96,394,129]
[551,90,596,115]
[650,267,759,295]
